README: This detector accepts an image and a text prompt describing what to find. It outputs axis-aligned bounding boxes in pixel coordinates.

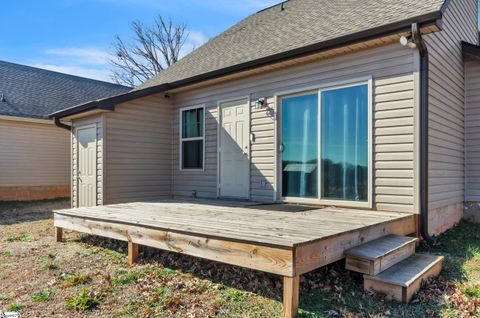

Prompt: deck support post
[55,227,63,242]
[128,241,139,265]
[283,275,300,318]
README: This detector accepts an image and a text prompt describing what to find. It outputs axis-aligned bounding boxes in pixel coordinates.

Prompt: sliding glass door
[321,84,368,202]
[281,93,318,198]
[280,82,370,205]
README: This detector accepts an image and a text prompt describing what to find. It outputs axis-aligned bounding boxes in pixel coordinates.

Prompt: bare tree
[110,16,188,87]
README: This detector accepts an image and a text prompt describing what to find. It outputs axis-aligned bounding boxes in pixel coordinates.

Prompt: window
[280,81,371,205]
[180,106,204,170]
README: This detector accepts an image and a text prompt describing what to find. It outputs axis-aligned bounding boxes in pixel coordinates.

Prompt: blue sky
[0,0,278,83]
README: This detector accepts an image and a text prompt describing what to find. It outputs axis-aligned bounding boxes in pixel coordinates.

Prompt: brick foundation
[0,185,70,201]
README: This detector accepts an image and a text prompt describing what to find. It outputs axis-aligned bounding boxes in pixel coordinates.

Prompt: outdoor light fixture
[255,97,266,109]
[400,35,417,49]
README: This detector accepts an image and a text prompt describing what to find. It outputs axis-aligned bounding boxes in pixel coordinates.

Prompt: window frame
[179,104,206,171]
[276,77,373,208]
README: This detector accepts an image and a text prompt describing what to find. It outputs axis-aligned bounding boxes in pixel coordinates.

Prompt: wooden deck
[53,199,417,318]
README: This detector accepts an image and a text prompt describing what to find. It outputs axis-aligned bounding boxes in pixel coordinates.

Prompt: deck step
[364,253,444,303]
[345,235,419,275]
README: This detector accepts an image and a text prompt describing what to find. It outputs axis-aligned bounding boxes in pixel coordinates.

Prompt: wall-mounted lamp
[255,97,266,110]
[400,35,417,49]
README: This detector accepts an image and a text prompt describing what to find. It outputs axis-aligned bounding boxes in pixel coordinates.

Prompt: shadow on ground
[78,220,480,317]
[0,198,69,225]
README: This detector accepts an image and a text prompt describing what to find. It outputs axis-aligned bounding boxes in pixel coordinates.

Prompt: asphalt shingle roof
[138,0,446,90]
[0,60,131,119]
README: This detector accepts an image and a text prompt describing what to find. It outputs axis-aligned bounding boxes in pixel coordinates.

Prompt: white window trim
[275,76,373,209]
[179,104,206,171]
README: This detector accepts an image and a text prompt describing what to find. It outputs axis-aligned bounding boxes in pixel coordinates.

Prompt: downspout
[54,117,71,131]
[411,23,437,245]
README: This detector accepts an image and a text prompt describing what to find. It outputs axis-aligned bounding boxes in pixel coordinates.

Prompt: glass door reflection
[321,85,368,202]
[281,93,318,198]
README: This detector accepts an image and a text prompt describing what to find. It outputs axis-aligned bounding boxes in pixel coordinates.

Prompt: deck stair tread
[365,253,444,287]
[344,235,418,275]
[345,235,419,260]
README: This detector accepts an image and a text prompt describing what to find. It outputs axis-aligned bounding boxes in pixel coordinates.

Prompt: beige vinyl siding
[374,74,416,212]
[0,119,69,186]
[104,94,173,204]
[465,57,480,201]
[250,98,275,201]
[71,115,104,207]
[423,0,478,209]
[172,43,417,211]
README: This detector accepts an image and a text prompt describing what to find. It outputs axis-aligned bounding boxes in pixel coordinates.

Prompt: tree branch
[109,15,189,86]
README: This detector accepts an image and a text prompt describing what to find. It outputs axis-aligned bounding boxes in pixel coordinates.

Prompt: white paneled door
[77,125,97,207]
[219,98,250,198]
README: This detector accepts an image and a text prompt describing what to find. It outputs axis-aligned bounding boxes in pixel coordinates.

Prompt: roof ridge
[256,0,288,13]
[0,59,132,89]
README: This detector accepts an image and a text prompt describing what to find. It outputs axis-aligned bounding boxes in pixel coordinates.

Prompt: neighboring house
[0,61,131,201]
[51,0,479,237]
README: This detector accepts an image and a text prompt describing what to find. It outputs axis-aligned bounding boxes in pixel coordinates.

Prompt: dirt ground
[0,199,479,318]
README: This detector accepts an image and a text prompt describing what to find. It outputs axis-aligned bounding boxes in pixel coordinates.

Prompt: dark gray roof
[138,0,446,90]
[0,60,131,119]
[52,0,448,119]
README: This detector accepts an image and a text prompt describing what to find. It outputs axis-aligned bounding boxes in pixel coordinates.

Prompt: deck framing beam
[54,213,294,276]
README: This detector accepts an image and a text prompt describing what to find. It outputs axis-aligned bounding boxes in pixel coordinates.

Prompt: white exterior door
[219,98,250,198]
[77,126,97,207]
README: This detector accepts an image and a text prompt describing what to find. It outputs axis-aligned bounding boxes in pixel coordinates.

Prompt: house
[0,61,131,201]
[50,0,479,317]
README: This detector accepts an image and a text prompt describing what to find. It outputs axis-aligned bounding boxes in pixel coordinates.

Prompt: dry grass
[0,199,479,317]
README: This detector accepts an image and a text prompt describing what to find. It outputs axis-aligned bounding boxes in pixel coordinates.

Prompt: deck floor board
[54,199,414,247]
